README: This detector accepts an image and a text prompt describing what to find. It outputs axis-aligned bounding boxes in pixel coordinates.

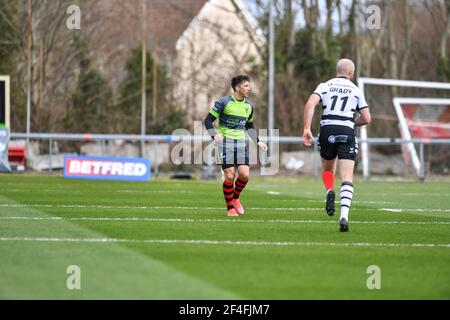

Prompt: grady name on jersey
[313,77,368,129]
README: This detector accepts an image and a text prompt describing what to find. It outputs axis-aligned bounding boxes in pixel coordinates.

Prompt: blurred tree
[424,0,450,81]
[116,47,186,134]
[149,105,187,134]
[64,36,113,133]
[0,1,26,131]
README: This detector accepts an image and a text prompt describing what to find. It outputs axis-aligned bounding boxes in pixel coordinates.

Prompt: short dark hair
[231,75,250,91]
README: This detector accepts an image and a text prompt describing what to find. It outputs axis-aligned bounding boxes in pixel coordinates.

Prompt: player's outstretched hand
[214,134,224,143]
[257,142,268,152]
[303,129,314,147]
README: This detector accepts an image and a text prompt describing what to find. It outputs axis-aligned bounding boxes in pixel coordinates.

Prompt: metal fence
[9,132,450,181]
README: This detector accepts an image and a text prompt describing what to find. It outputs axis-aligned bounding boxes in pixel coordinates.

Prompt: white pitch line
[3,189,193,194]
[294,192,449,197]
[0,203,449,213]
[115,190,194,194]
[381,208,402,212]
[380,208,450,213]
[1,216,449,225]
[5,189,82,193]
[375,193,449,196]
[0,237,448,248]
[305,200,396,204]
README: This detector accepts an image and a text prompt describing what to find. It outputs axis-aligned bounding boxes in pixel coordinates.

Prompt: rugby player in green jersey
[204,75,268,216]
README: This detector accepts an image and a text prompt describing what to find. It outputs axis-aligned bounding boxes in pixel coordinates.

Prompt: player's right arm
[204,113,223,143]
[302,92,321,147]
[204,98,226,143]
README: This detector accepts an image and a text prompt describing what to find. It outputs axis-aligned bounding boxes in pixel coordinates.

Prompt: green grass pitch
[0,174,449,299]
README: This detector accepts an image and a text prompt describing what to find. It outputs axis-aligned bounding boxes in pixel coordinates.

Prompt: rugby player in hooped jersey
[303,59,372,232]
[204,75,268,217]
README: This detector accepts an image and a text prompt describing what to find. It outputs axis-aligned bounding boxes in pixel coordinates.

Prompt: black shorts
[317,125,358,161]
[216,139,249,170]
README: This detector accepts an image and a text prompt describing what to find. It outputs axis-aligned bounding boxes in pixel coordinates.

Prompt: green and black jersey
[208,95,255,140]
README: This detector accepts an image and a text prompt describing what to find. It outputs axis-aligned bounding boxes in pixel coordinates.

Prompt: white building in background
[172,0,264,120]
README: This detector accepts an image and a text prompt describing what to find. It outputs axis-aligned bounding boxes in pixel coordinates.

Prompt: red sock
[234,178,248,199]
[223,181,234,209]
[322,170,334,191]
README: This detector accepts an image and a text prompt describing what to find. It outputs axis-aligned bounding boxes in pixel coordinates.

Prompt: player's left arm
[245,106,268,151]
[355,108,371,127]
[355,90,371,127]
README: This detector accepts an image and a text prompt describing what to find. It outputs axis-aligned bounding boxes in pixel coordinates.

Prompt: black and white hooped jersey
[313,77,368,129]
